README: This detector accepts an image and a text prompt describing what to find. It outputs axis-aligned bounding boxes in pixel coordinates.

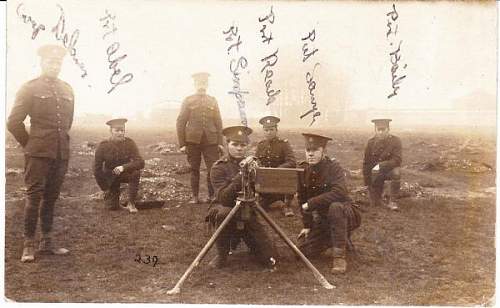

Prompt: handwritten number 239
[135,253,159,267]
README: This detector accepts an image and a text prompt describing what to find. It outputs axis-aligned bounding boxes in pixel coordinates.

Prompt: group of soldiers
[8,44,403,275]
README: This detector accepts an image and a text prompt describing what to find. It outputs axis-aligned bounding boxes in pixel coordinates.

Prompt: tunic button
[57,113,61,117]
[56,105,60,109]
[58,128,61,131]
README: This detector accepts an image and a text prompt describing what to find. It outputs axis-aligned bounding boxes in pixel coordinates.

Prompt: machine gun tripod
[165,156,334,295]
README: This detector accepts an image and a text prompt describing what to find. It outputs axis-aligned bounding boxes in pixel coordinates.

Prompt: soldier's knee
[390,167,401,180]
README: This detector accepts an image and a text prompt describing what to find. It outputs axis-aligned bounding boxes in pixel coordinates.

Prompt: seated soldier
[93,118,145,213]
[362,118,402,210]
[297,133,361,274]
[255,116,296,217]
[206,125,277,269]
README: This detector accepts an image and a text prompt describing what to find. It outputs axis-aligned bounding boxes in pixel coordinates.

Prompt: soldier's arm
[379,137,402,172]
[307,162,349,211]
[123,139,145,172]
[362,141,372,186]
[211,164,241,207]
[93,143,109,191]
[213,98,224,145]
[7,85,31,147]
[176,99,190,148]
[297,165,313,228]
[278,140,296,168]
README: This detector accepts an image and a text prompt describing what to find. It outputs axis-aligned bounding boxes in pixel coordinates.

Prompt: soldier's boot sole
[331,257,347,274]
[21,247,35,263]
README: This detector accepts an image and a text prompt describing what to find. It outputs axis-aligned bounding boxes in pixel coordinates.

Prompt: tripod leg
[165,201,243,295]
[253,203,335,290]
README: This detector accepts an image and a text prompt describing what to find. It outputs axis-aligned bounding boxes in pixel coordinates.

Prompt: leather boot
[39,234,70,255]
[282,200,295,217]
[21,238,35,263]
[331,247,347,274]
[125,201,138,213]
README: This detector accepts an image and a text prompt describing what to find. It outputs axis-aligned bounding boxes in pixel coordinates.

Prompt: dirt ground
[4,126,496,305]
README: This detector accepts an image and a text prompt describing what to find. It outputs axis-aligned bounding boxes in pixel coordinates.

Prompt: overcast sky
[6,0,497,123]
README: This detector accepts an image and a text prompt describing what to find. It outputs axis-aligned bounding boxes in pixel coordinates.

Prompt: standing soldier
[94,118,145,213]
[206,126,277,269]
[255,115,296,217]
[177,72,224,204]
[297,133,361,274]
[362,119,402,210]
[7,45,74,262]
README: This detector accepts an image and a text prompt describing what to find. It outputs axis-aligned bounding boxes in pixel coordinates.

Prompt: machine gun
[165,156,334,295]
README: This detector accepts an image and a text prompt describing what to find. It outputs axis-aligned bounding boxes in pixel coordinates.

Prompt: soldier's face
[41,57,62,78]
[194,79,208,91]
[227,140,248,159]
[263,126,278,140]
[375,126,389,139]
[305,147,325,165]
[110,127,126,141]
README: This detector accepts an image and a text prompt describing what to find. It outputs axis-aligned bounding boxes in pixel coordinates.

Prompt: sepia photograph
[3,0,497,305]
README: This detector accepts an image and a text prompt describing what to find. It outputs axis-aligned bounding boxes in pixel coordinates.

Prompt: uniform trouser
[211,206,276,266]
[24,156,69,239]
[299,202,361,257]
[259,193,293,211]
[104,170,141,209]
[370,167,401,199]
[186,143,219,198]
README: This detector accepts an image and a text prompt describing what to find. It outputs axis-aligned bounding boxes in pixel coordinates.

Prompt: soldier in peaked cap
[177,72,224,204]
[297,133,361,274]
[94,118,145,213]
[255,115,296,217]
[7,44,74,262]
[206,125,277,269]
[363,119,402,210]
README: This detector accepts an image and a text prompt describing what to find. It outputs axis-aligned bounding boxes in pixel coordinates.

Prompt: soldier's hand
[301,202,309,211]
[113,166,124,175]
[297,228,310,240]
[179,146,186,153]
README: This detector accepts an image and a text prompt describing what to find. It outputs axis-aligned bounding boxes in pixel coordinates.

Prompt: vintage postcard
[3,0,497,305]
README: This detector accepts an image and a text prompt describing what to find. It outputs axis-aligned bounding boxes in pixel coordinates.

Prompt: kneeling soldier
[362,119,402,210]
[207,126,277,269]
[297,133,361,274]
[94,118,145,213]
[255,116,296,217]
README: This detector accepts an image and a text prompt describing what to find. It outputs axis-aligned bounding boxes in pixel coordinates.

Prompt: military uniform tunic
[7,76,74,238]
[297,157,361,256]
[209,155,276,266]
[94,137,145,208]
[176,90,223,198]
[362,134,402,186]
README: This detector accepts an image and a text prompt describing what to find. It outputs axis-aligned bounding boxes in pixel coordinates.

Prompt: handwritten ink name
[223,23,249,126]
[16,3,45,40]
[100,10,134,94]
[300,63,321,126]
[301,29,318,63]
[300,28,321,126]
[258,6,281,106]
[52,4,88,78]
[386,4,407,99]
[134,253,159,267]
[258,5,274,44]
